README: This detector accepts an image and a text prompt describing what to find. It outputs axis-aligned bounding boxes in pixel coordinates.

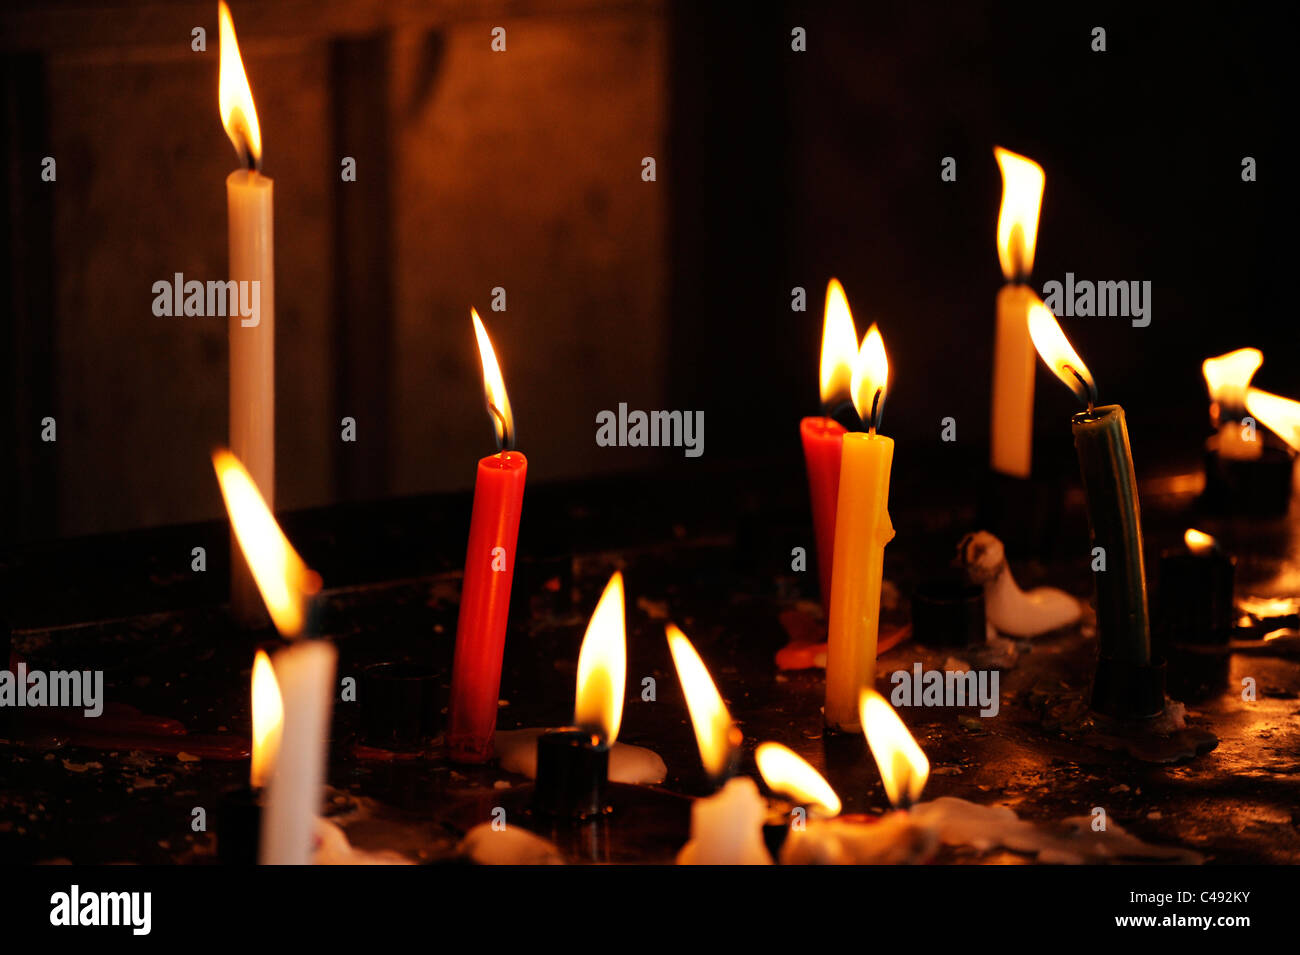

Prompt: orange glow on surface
[755,742,841,817]
[1027,300,1096,408]
[850,324,889,429]
[820,278,859,407]
[994,147,1045,279]
[213,449,320,636]
[471,308,515,449]
[860,690,930,808]
[218,1,262,167]
[666,624,739,780]
[573,572,626,743]
[250,649,283,789]
[1245,388,1300,452]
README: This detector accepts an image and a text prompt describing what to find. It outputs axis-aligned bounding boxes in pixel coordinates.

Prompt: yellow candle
[220,2,275,619]
[825,323,895,732]
[991,283,1035,476]
[989,147,1045,478]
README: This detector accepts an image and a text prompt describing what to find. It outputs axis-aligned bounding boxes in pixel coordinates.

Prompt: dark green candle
[1027,301,1164,717]
[1071,405,1151,665]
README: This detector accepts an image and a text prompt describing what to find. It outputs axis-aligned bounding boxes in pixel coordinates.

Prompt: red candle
[800,416,846,605]
[800,278,860,606]
[448,309,528,763]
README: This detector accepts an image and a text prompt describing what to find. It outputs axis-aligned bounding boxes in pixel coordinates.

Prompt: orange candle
[825,323,895,732]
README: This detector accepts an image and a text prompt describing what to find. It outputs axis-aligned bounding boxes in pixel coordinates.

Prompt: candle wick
[869,388,884,434]
[1065,364,1097,415]
[488,402,514,451]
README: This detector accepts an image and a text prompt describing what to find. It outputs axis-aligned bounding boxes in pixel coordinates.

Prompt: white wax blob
[460,822,564,865]
[311,817,413,865]
[960,531,1083,637]
[781,811,937,865]
[677,777,773,865]
[910,796,1203,864]
[494,728,667,785]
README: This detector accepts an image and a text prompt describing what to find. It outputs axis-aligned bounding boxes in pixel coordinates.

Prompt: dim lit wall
[2,1,667,541]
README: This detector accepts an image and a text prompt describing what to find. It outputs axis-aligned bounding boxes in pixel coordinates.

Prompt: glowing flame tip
[860,689,929,808]
[755,742,841,817]
[471,307,515,450]
[994,147,1045,280]
[1027,301,1096,409]
[573,572,626,743]
[666,623,738,780]
[819,278,859,408]
[850,323,889,431]
[218,1,262,169]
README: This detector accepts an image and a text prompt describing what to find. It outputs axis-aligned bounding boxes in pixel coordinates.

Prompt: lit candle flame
[1239,595,1300,618]
[573,572,626,744]
[994,147,1045,280]
[850,323,889,433]
[755,742,841,817]
[218,1,262,170]
[1203,348,1263,422]
[1184,528,1216,555]
[860,689,929,808]
[1245,388,1300,453]
[471,307,515,451]
[666,623,740,780]
[820,278,859,411]
[1027,300,1097,410]
[250,649,283,790]
[213,449,321,636]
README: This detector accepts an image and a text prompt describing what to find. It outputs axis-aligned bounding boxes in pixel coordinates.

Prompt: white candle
[677,777,772,866]
[220,1,275,620]
[260,640,336,865]
[1203,348,1264,461]
[990,148,1045,478]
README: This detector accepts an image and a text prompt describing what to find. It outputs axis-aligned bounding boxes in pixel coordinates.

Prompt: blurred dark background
[2,0,1293,544]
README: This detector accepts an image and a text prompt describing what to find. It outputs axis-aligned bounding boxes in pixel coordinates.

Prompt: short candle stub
[912,576,986,649]
[1201,439,1294,517]
[359,662,441,750]
[217,785,262,866]
[1157,548,1236,646]
[532,727,612,820]
[1090,657,1167,721]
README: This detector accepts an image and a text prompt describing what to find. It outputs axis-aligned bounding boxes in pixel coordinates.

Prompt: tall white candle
[220,1,275,620]
[989,147,1045,478]
[260,641,336,865]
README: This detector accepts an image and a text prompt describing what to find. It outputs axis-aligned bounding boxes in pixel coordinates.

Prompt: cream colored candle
[220,1,275,619]
[1203,348,1264,461]
[989,147,1045,478]
[825,324,894,732]
[260,640,336,865]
